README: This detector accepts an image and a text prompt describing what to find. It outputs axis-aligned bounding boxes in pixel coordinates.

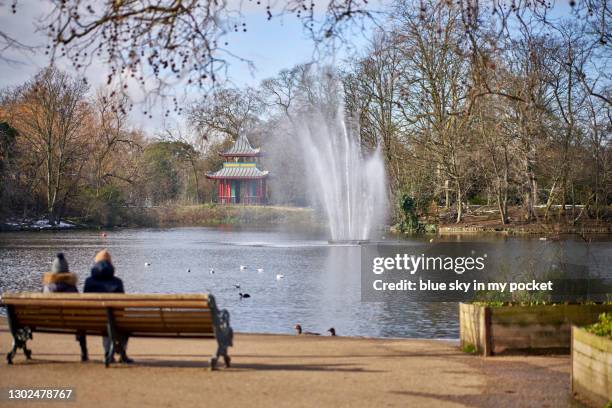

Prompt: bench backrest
[1,293,217,338]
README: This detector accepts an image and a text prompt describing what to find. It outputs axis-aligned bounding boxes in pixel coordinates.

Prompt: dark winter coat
[83,261,124,293]
[42,272,78,293]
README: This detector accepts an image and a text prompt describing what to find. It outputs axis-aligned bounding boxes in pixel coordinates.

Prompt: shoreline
[437,224,612,235]
[0,205,324,232]
[2,221,611,237]
[2,204,610,236]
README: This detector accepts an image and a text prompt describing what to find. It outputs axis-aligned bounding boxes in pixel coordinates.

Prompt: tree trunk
[497,177,509,225]
[455,180,462,223]
[444,179,450,209]
[524,158,537,222]
[544,180,557,221]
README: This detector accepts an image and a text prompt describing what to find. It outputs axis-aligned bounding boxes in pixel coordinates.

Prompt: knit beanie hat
[51,253,69,273]
[94,249,112,263]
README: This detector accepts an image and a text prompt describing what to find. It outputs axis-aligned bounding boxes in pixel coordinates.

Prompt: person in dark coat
[42,253,88,362]
[84,250,124,294]
[84,249,132,363]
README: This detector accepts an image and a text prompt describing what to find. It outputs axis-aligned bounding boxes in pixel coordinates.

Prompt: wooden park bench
[0,293,233,370]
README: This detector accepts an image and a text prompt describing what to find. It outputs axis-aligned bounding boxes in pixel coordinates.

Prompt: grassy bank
[140,204,321,228]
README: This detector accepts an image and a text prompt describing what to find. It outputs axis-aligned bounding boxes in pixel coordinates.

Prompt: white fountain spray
[293,89,387,242]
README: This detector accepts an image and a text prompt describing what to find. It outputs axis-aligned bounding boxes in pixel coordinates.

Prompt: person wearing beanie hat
[84,249,132,364]
[42,253,78,293]
[41,253,89,362]
[94,249,111,264]
[84,250,124,293]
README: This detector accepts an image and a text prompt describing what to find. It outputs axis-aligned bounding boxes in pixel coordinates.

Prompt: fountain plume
[293,90,387,241]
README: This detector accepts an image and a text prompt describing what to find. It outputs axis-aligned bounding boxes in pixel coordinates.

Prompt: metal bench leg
[7,341,19,365]
[209,343,230,371]
[6,332,33,364]
[209,301,233,371]
[23,343,32,360]
[5,306,32,364]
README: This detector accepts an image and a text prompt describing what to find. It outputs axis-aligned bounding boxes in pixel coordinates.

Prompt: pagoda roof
[220,134,261,157]
[206,162,269,180]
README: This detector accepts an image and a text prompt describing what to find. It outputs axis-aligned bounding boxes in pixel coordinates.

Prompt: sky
[0,0,378,135]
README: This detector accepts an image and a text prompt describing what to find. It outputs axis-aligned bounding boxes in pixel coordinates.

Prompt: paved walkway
[0,326,580,408]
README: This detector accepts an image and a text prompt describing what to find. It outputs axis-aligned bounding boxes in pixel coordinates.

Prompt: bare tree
[6,0,379,100]
[89,88,143,196]
[344,33,404,191]
[394,1,474,223]
[6,67,89,224]
[188,87,261,142]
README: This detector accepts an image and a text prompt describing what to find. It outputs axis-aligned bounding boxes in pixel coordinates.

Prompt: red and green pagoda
[206,134,269,205]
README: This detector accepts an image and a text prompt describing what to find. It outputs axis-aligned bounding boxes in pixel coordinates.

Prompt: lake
[0,227,610,338]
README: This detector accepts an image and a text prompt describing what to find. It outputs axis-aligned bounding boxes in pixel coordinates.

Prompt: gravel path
[0,326,580,408]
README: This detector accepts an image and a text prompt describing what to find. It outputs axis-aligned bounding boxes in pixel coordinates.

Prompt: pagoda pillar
[262,179,266,204]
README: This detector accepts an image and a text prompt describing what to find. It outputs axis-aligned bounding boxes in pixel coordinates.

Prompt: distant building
[206,134,269,205]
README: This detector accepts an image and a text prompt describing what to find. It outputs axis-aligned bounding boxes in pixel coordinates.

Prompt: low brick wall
[460,303,612,356]
[572,326,612,407]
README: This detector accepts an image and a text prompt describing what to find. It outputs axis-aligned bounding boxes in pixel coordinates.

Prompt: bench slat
[116,318,212,325]
[16,319,213,332]
[1,292,230,357]
[4,300,209,308]
[23,325,107,332]
[16,310,107,317]
[123,332,216,339]
[2,293,209,301]
[16,309,213,316]
[117,327,214,333]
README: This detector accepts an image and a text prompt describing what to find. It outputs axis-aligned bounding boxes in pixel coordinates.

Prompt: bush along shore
[0,205,322,231]
[392,198,612,236]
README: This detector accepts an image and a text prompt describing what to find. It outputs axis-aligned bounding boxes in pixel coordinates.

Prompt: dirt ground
[0,323,582,408]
